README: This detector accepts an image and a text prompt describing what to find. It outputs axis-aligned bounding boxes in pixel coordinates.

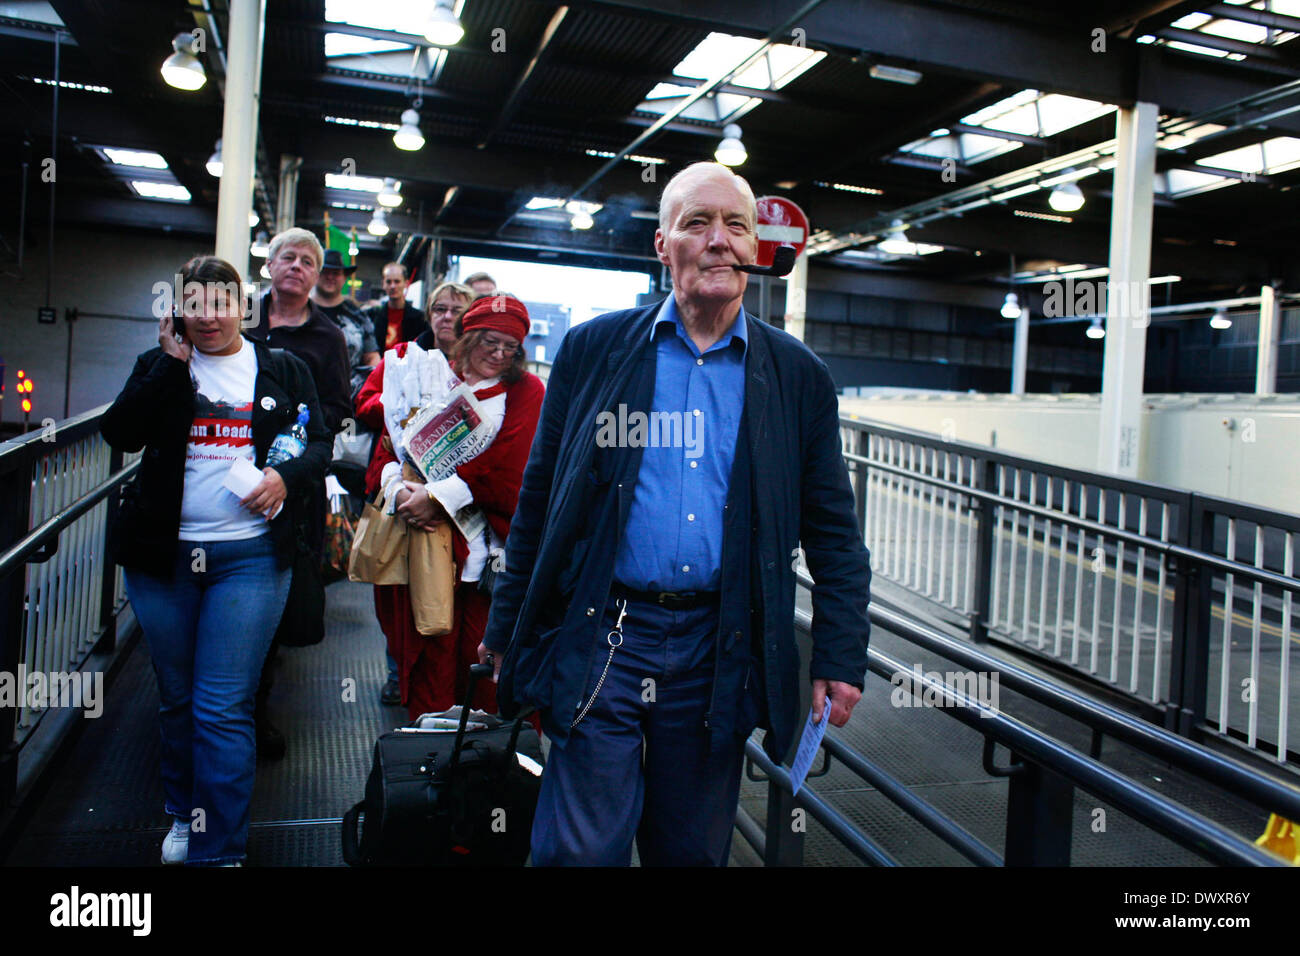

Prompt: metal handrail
[860,595,1300,819]
[749,597,1287,866]
[842,443,1300,595]
[0,460,138,581]
[861,638,1283,866]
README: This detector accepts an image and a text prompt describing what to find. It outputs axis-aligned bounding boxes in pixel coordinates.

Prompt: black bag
[275,525,326,647]
[342,665,544,866]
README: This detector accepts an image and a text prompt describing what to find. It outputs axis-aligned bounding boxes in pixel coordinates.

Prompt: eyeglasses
[477,337,519,356]
[429,304,463,316]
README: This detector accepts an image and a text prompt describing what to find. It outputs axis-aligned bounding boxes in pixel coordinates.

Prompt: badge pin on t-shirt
[261,396,276,411]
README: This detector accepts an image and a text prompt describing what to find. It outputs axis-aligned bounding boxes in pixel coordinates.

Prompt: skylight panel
[325,173,391,192]
[674,33,765,85]
[1163,40,1245,59]
[323,0,435,57]
[1196,136,1300,174]
[1163,168,1235,199]
[525,197,565,210]
[0,2,64,27]
[131,181,191,201]
[102,148,168,169]
[961,90,1038,129]
[1171,12,1213,29]
[645,82,692,100]
[1200,17,1270,43]
[958,133,1020,164]
[1158,121,1227,150]
[325,0,428,32]
[324,34,410,57]
[1035,95,1114,136]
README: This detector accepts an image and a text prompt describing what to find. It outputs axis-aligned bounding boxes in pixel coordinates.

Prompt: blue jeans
[125,535,290,865]
[532,599,746,866]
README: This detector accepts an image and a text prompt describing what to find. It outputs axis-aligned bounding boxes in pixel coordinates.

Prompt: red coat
[353,340,545,549]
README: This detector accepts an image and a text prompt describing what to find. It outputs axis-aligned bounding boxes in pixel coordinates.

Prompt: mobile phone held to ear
[173,305,189,342]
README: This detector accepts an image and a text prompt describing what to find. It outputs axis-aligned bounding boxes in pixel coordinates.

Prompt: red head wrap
[461,294,530,343]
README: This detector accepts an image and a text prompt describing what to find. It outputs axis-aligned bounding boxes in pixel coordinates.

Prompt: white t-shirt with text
[179,339,267,541]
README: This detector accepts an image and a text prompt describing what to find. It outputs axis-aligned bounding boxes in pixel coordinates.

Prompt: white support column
[214,0,266,271]
[783,249,808,342]
[1097,101,1158,477]
[1256,284,1279,395]
[1011,305,1029,395]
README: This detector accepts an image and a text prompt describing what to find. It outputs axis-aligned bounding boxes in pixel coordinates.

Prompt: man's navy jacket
[482,299,871,761]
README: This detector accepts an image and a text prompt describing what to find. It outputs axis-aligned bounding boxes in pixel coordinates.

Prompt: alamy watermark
[1041,277,1159,327]
[595,404,704,458]
[889,663,1000,717]
[0,665,104,718]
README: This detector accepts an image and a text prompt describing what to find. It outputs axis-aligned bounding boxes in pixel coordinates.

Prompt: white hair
[657,161,757,233]
[266,227,324,270]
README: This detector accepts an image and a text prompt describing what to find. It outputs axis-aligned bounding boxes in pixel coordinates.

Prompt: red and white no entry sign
[755,196,809,268]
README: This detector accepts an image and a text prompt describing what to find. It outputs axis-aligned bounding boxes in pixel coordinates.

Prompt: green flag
[324,224,354,267]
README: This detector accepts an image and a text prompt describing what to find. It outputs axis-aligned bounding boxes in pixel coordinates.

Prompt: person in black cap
[311,248,380,393]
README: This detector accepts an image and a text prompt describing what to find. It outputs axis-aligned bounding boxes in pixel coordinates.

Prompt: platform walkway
[4,578,1278,867]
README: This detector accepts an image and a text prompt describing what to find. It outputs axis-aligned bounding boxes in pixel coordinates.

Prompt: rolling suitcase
[342,664,544,866]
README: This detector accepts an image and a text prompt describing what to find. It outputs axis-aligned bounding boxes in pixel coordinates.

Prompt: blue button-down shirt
[613,296,747,592]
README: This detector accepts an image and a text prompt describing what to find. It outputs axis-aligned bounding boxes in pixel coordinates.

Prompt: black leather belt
[611,582,720,611]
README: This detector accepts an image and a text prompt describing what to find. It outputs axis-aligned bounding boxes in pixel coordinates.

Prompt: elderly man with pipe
[480,161,870,866]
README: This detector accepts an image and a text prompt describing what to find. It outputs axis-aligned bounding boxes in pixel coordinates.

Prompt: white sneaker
[161,820,190,865]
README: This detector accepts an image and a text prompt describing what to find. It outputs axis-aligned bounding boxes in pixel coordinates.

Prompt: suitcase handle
[449,663,494,774]
[341,801,366,866]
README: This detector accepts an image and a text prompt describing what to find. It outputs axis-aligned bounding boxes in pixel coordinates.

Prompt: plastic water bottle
[267,404,309,466]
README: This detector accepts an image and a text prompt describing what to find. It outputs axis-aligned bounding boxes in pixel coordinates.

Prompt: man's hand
[477,641,501,681]
[395,480,446,531]
[812,678,861,727]
[241,467,288,520]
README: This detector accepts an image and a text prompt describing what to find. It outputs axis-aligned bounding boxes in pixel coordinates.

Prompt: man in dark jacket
[480,162,870,866]
[362,261,425,351]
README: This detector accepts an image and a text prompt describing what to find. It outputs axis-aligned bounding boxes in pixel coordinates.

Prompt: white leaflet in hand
[788,695,832,795]
[223,456,283,519]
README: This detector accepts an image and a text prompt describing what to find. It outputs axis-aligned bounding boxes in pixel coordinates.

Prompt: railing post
[95,447,123,653]
[1166,494,1212,738]
[0,452,34,809]
[969,456,997,644]
[1003,756,1074,866]
[762,778,806,866]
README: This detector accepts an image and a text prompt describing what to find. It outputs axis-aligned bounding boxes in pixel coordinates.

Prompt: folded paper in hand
[223,456,283,519]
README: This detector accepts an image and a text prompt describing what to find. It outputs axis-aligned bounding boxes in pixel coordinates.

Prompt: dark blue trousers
[532,599,746,866]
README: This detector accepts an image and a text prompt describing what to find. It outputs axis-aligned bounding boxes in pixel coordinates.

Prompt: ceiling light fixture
[1209,309,1232,330]
[206,139,223,177]
[869,63,923,85]
[876,219,915,255]
[1001,293,1022,319]
[1049,181,1086,212]
[161,32,206,91]
[425,0,465,46]
[377,177,402,208]
[250,231,270,257]
[367,208,390,237]
[249,210,259,228]
[1086,316,1106,339]
[348,228,360,257]
[393,108,425,151]
[715,124,747,166]
[566,200,598,230]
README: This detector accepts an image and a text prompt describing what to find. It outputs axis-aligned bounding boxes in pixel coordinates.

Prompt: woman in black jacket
[101,256,330,866]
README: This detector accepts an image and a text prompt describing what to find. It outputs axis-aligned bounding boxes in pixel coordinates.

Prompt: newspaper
[400,383,494,542]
